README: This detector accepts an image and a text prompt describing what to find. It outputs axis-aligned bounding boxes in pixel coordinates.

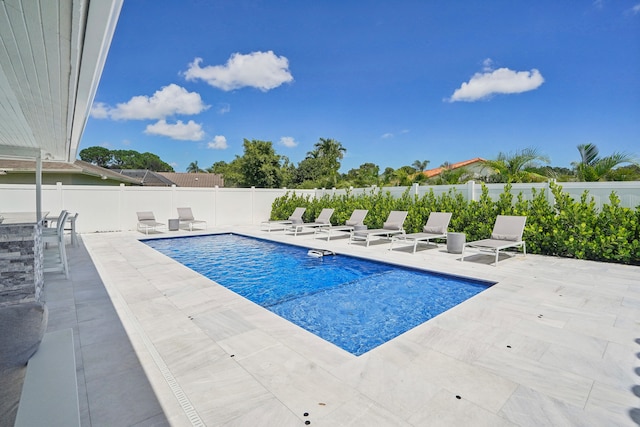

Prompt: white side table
[447,232,465,254]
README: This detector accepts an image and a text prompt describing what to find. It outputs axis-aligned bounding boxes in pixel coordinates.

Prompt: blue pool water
[144,234,492,356]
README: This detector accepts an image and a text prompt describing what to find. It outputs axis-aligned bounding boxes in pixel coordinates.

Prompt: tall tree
[79,146,172,171]
[482,147,550,183]
[309,137,346,187]
[78,146,112,167]
[138,152,174,171]
[573,143,637,181]
[293,157,324,188]
[345,162,380,187]
[238,139,285,188]
[210,160,242,187]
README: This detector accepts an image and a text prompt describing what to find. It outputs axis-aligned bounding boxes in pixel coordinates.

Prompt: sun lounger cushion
[424,225,446,234]
[491,233,520,241]
[383,222,402,230]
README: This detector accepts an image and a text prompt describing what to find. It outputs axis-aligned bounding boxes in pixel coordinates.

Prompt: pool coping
[82,226,640,426]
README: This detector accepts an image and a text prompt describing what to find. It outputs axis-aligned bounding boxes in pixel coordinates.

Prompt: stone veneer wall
[0,224,44,307]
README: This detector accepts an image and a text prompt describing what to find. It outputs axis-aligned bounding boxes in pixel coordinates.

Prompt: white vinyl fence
[1,181,638,233]
[316,181,640,211]
[0,183,313,233]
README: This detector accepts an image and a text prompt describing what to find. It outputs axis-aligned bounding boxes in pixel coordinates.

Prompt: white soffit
[0,0,123,161]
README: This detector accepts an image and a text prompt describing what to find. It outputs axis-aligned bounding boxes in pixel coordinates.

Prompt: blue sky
[81,0,640,173]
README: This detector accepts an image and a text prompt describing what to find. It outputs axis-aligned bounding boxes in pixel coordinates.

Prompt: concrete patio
[44,226,640,426]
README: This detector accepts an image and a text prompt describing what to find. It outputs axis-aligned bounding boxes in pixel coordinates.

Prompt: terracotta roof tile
[422,157,486,178]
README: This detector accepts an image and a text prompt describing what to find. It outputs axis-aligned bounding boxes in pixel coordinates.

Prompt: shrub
[270,183,640,265]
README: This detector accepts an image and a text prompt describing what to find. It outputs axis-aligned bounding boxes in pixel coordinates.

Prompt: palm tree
[482,147,550,183]
[310,138,346,186]
[186,160,204,173]
[572,143,637,181]
[412,159,430,171]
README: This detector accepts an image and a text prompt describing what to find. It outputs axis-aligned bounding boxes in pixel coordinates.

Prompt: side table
[168,218,179,231]
[447,232,465,254]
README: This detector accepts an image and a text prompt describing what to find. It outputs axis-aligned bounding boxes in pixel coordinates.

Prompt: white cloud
[381,133,394,139]
[90,102,110,119]
[447,61,544,102]
[207,135,228,149]
[631,3,640,14]
[184,51,294,91]
[144,120,205,141]
[217,103,231,114]
[279,136,298,147]
[92,84,209,120]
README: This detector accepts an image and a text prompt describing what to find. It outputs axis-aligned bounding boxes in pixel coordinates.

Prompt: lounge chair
[136,211,166,234]
[315,209,368,241]
[461,215,527,266]
[389,212,452,253]
[286,208,334,236]
[350,210,408,247]
[260,207,306,232]
[177,207,207,231]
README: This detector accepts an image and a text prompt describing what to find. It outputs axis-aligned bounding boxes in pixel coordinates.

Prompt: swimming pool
[144,234,493,356]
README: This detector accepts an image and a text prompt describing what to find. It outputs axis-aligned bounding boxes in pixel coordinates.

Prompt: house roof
[113,170,225,187]
[422,157,486,178]
[158,172,224,188]
[115,170,176,186]
[0,159,142,185]
[0,0,123,162]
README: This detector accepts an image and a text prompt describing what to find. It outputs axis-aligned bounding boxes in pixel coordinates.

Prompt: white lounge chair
[461,215,527,266]
[315,209,368,241]
[261,207,306,232]
[350,210,408,247]
[177,207,207,231]
[286,208,334,236]
[136,211,166,234]
[390,212,452,253]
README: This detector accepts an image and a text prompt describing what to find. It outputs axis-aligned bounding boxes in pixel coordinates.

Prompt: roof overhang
[0,0,123,162]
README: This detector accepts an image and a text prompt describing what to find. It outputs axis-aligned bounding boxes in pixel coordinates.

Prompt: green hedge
[270,182,640,265]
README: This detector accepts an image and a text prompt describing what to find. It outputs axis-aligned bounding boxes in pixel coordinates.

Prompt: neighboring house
[114,170,176,186]
[0,159,142,185]
[116,170,224,187]
[158,172,224,188]
[422,158,488,180]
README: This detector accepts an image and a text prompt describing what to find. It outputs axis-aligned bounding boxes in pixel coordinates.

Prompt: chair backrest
[288,207,306,221]
[315,208,334,224]
[64,213,78,230]
[345,209,368,226]
[383,211,408,230]
[137,211,156,222]
[177,207,195,221]
[491,215,527,242]
[423,212,452,234]
[56,211,69,234]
